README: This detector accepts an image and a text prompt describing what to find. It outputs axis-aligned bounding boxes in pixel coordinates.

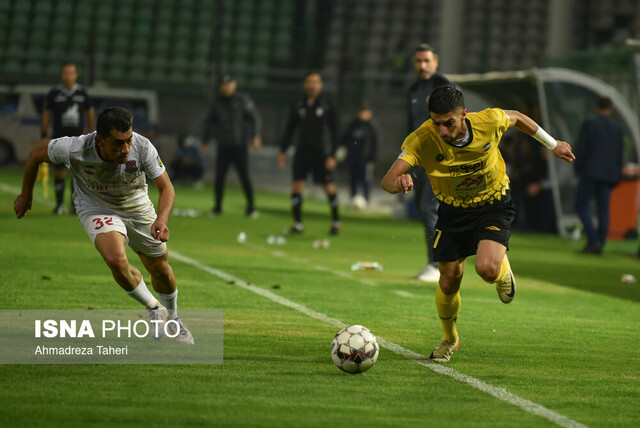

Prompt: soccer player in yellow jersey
[382,86,575,362]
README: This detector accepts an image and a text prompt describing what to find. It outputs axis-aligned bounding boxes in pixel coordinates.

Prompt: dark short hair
[597,96,613,110]
[61,62,76,70]
[414,43,438,58]
[428,85,465,114]
[97,106,133,138]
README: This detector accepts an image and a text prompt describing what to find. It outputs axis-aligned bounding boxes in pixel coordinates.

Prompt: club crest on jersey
[125,160,138,173]
[482,143,491,152]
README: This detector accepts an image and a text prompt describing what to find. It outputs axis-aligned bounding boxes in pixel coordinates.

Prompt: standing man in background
[407,44,452,282]
[574,96,624,254]
[202,73,261,218]
[41,62,95,215]
[278,71,341,235]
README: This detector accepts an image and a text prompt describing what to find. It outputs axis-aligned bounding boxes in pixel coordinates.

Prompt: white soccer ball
[331,325,379,374]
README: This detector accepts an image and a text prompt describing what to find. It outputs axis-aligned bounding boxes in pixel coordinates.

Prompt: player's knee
[103,252,129,273]
[148,260,173,280]
[475,259,501,282]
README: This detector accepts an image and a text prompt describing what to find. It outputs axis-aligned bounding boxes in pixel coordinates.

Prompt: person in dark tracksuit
[407,44,452,282]
[41,62,95,215]
[278,71,341,235]
[203,74,261,217]
[574,96,624,254]
[341,103,380,205]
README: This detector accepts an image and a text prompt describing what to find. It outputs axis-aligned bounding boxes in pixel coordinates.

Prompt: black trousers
[214,146,254,214]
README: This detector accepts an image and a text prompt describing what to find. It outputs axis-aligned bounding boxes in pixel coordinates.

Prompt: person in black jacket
[278,71,340,235]
[41,62,95,215]
[407,44,452,282]
[574,96,624,254]
[341,102,380,206]
[203,74,261,217]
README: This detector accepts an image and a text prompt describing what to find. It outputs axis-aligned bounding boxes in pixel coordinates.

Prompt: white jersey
[48,132,165,218]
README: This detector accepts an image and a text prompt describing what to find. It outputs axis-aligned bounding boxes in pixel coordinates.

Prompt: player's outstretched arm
[14,139,52,218]
[504,110,575,163]
[151,171,175,242]
[382,159,413,194]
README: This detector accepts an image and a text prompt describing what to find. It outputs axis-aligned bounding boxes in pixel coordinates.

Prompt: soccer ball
[331,325,379,374]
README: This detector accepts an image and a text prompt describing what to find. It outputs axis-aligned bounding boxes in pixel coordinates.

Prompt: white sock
[126,279,159,309]
[157,289,178,319]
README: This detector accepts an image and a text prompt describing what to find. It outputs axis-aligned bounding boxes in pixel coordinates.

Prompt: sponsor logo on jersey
[454,174,486,194]
[125,160,138,173]
[449,160,483,177]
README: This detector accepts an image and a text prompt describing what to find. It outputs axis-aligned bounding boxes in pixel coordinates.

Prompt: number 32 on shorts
[92,217,114,230]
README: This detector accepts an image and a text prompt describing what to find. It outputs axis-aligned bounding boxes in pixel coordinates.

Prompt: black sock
[328,193,339,222]
[291,193,302,223]
[54,178,65,207]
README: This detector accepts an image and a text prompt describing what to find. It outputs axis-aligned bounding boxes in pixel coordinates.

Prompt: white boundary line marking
[0,182,55,208]
[171,250,588,428]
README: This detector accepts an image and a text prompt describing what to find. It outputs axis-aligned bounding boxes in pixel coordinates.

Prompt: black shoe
[329,224,342,235]
[580,244,602,254]
[211,208,222,217]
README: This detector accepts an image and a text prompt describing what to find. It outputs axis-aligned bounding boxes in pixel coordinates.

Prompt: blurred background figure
[340,102,380,209]
[170,135,205,187]
[278,71,341,235]
[202,73,262,218]
[574,96,624,254]
[41,62,95,215]
[406,44,452,282]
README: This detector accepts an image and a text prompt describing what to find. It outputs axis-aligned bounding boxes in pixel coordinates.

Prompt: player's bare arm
[382,158,413,194]
[14,140,53,218]
[504,109,575,163]
[151,171,175,242]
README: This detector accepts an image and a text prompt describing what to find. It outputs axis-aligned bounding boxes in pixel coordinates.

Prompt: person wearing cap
[278,71,341,235]
[202,73,262,217]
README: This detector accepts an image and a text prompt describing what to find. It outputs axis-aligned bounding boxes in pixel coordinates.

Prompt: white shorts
[79,212,167,257]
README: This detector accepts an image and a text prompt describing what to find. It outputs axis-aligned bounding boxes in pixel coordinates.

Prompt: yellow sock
[494,255,508,283]
[435,286,460,343]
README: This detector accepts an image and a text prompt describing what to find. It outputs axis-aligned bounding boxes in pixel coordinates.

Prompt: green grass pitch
[1,168,639,427]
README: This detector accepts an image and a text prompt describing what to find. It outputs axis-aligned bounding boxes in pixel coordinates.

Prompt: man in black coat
[203,74,261,217]
[407,44,452,281]
[574,96,624,254]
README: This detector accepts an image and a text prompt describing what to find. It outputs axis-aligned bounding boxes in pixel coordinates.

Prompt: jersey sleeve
[398,132,422,167]
[492,108,510,133]
[47,136,74,166]
[142,140,166,179]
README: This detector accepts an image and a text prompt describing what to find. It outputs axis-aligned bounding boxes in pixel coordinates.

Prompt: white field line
[244,240,378,287]
[0,182,55,208]
[170,250,588,428]
[392,290,417,298]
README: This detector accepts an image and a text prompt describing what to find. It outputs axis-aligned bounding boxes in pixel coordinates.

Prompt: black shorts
[292,152,335,184]
[433,195,515,263]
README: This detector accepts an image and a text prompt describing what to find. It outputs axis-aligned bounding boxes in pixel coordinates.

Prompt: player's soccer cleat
[166,317,195,344]
[148,306,168,340]
[247,210,260,219]
[288,223,304,234]
[414,264,440,282]
[496,255,516,303]
[53,205,65,215]
[428,337,460,363]
[329,222,342,235]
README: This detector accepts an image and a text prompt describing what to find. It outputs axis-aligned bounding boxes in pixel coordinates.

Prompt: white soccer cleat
[415,264,440,283]
[428,337,460,363]
[496,255,516,304]
[166,317,195,344]
[148,305,168,340]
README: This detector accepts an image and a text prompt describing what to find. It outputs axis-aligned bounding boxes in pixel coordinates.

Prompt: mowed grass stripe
[170,250,588,428]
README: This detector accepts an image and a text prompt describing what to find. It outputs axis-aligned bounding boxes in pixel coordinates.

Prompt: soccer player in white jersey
[14,106,194,344]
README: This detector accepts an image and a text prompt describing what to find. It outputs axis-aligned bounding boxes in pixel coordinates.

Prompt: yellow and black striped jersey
[399,108,511,209]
